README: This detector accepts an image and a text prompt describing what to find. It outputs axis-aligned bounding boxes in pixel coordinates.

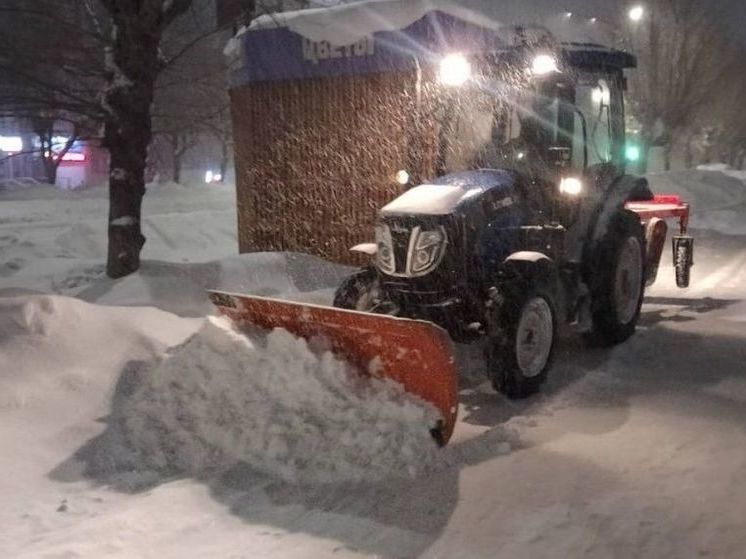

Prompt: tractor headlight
[559,177,583,195]
[409,226,447,275]
[375,223,395,275]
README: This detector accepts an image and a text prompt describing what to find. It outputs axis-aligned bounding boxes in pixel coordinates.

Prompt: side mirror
[547,146,571,168]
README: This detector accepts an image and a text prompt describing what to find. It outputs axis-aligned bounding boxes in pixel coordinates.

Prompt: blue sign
[230,10,508,87]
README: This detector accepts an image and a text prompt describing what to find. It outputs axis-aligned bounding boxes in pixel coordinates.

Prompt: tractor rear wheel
[487,287,556,399]
[587,210,646,346]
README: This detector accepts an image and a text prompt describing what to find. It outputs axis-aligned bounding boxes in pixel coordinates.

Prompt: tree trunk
[103,36,159,278]
[42,157,58,185]
[106,151,147,278]
[737,149,745,170]
[702,143,712,165]
[100,1,192,278]
[173,152,182,184]
[167,132,183,184]
[727,145,738,168]
[218,138,230,182]
[684,137,694,169]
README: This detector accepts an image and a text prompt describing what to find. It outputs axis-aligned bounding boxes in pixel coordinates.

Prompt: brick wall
[230,69,440,264]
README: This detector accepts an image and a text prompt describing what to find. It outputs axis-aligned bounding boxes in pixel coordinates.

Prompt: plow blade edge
[208,290,459,444]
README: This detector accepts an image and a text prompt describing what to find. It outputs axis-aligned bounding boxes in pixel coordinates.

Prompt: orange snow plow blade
[208,290,459,444]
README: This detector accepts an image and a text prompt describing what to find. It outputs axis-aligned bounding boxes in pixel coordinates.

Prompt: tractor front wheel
[333,267,379,311]
[487,289,556,399]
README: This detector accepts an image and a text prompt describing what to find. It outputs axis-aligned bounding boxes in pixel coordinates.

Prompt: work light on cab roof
[438,53,471,86]
[531,54,560,75]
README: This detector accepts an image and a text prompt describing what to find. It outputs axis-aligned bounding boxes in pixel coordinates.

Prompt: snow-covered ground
[1,171,746,558]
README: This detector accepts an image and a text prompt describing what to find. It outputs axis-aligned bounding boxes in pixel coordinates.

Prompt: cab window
[575,76,613,166]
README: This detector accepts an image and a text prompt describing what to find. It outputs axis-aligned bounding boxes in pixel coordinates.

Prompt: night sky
[720,0,746,46]
[465,0,746,47]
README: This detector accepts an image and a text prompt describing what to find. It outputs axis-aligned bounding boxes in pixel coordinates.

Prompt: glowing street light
[628,5,644,22]
[0,135,22,153]
[531,54,559,76]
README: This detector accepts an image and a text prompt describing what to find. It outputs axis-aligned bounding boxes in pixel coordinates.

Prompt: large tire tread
[586,210,646,347]
[487,280,557,399]
[333,267,378,311]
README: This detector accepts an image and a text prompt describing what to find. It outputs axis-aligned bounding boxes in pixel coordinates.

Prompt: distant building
[52,139,109,190]
[0,117,108,189]
[0,117,45,185]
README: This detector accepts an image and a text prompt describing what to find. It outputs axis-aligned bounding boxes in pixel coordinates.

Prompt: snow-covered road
[435,229,746,557]
[1,174,745,558]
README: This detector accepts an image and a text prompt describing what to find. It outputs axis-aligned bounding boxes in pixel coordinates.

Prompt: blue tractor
[334,44,693,398]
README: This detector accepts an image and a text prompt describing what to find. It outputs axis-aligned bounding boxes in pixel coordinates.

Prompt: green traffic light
[625,144,641,162]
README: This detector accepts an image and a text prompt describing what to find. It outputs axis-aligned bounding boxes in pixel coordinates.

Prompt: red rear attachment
[626,194,694,288]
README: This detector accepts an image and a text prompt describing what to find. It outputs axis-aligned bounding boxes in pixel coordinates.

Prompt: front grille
[389,227,411,274]
[380,215,463,288]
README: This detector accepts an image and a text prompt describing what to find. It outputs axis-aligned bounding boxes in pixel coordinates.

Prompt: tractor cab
[435,45,636,229]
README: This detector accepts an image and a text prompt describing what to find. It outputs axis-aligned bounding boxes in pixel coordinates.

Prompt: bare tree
[97,1,200,277]
[0,0,107,182]
[624,0,732,170]
[0,0,210,277]
[30,114,79,184]
[151,0,232,183]
[704,52,746,169]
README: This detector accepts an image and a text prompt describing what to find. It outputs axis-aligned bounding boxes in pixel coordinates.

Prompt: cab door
[572,70,626,185]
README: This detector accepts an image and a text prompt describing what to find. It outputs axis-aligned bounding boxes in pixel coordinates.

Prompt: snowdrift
[0,295,196,412]
[247,0,618,47]
[111,316,440,485]
[3,170,746,557]
[1,295,439,489]
[77,252,352,317]
[647,170,746,235]
[0,179,350,315]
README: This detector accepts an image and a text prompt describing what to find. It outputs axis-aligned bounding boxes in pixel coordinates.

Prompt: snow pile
[0,182,350,314]
[79,252,350,317]
[250,0,504,45]
[647,169,746,235]
[117,316,439,484]
[696,163,746,182]
[248,0,612,49]
[0,295,197,412]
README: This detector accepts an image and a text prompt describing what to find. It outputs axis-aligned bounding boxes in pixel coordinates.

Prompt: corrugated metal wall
[230,69,439,264]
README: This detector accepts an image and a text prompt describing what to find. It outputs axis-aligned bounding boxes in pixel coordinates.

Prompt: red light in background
[61,152,86,162]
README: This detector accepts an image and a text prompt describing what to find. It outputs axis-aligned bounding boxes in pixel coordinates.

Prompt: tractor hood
[381,169,517,217]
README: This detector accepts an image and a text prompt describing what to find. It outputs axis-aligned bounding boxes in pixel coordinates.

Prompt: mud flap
[673,235,694,288]
[208,290,459,445]
[644,218,668,287]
